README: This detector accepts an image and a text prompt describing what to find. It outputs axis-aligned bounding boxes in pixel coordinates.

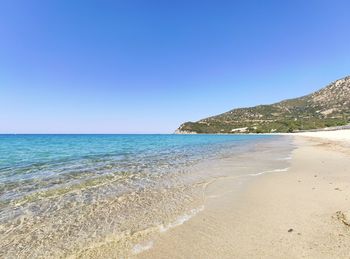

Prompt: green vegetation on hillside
[177,76,350,133]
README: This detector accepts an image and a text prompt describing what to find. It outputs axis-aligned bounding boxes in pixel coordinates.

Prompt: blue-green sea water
[0,134,293,258]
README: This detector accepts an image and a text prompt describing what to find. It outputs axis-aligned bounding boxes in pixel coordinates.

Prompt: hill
[176,76,350,133]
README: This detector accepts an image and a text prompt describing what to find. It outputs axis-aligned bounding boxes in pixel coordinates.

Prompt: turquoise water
[0,134,292,258]
[0,134,272,202]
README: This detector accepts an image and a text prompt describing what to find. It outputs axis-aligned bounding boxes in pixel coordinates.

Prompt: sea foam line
[249,167,289,176]
[277,156,292,160]
[159,206,204,233]
[132,241,154,254]
[131,205,204,255]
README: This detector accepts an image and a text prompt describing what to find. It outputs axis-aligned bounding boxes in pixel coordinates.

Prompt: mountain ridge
[176,76,350,134]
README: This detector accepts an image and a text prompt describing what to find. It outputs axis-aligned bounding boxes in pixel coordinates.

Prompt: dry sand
[136,130,350,258]
[294,129,350,142]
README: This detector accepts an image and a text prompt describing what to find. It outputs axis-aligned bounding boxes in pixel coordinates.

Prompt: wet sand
[137,133,350,258]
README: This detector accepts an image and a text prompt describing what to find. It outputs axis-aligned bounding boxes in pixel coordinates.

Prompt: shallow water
[0,134,293,258]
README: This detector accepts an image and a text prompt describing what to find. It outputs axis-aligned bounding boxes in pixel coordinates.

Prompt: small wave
[132,240,154,254]
[249,167,289,176]
[130,205,204,255]
[159,206,204,233]
[277,156,292,160]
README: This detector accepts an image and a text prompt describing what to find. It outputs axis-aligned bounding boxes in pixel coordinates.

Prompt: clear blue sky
[1,0,350,133]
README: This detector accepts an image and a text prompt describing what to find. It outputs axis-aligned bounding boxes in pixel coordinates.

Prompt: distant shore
[175,124,350,135]
[138,130,350,258]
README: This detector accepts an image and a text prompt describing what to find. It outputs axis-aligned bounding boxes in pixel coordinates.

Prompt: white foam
[130,206,204,255]
[132,240,154,254]
[159,206,204,233]
[270,167,289,172]
[277,156,292,160]
[249,167,289,176]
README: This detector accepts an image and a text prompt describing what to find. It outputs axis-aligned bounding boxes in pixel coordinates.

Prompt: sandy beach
[137,130,350,258]
[294,129,350,142]
[2,1,349,257]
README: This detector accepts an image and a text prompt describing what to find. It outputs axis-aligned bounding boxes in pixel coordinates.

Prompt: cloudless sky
[1,0,350,133]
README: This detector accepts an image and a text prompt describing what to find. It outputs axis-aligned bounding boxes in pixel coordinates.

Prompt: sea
[0,134,293,258]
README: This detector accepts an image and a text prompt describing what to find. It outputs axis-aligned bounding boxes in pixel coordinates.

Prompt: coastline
[137,130,350,258]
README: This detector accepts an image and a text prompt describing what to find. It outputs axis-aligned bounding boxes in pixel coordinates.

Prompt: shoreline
[174,126,350,136]
[137,131,350,258]
[0,134,292,258]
